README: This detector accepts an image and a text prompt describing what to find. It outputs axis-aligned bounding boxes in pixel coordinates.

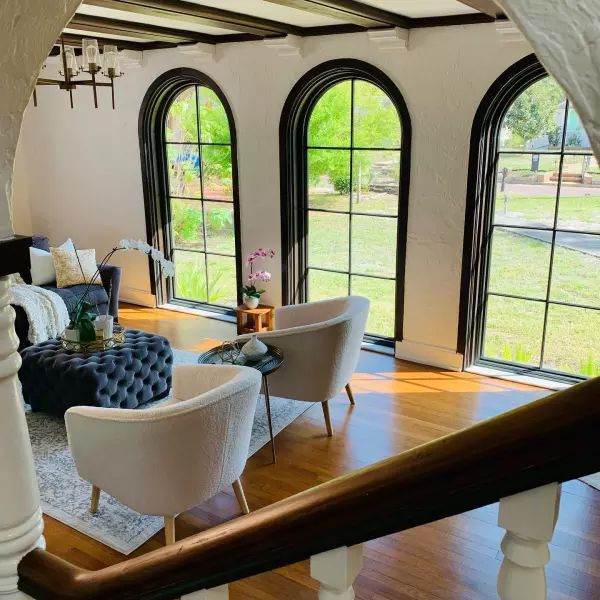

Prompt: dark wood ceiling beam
[301,13,502,36]
[263,0,411,28]
[56,32,168,51]
[456,0,503,17]
[81,0,303,36]
[410,12,497,28]
[69,13,215,43]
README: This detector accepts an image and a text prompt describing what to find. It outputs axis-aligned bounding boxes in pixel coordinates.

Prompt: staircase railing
[18,376,600,600]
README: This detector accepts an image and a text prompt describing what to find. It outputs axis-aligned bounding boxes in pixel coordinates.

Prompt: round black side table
[197,344,284,463]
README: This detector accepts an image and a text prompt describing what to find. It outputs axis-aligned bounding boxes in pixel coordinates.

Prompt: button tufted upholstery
[20,330,173,416]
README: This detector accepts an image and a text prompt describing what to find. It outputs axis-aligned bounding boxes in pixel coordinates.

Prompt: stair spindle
[497,483,561,600]
[182,585,228,599]
[310,544,363,599]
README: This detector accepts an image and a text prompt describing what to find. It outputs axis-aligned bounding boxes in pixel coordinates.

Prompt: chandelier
[35,37,124,109]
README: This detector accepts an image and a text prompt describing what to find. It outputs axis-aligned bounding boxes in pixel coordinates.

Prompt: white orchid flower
[151,248,164,261]
[160,259,176,277]
[110,239,175,278]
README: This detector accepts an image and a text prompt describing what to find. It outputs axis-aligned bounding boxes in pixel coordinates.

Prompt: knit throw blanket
[10,283,70,344]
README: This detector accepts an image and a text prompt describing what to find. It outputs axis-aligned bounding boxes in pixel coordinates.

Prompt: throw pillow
[51,248,97,288]
[30,238,75,286]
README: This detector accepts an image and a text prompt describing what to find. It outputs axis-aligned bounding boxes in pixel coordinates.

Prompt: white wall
[0,0,81,239]
[12,24,530,368]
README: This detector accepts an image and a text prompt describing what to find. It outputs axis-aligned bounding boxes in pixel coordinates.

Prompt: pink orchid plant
[242,248,275,305]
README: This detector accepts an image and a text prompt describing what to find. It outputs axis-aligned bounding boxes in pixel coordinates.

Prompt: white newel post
[0,2,81,595]
[0,277,44,599]
[181,585,229,599]
[497,483,561,600]
[310,545,363,600]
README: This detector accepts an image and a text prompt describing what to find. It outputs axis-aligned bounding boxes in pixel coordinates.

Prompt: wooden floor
[43,305,600,599]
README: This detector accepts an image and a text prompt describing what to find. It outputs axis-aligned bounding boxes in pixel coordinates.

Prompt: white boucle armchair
[65,364,262,545]
[237,296,369,437]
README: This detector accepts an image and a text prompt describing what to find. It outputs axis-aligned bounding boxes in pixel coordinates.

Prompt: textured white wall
[0,0,81,239]
[496,0,600,163]
[13,24,530,366]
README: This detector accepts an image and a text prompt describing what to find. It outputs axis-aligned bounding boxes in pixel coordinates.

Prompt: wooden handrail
[19,377,600,600]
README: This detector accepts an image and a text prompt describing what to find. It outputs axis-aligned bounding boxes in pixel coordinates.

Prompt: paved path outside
[504,183,600,197]
[499,220,600,257]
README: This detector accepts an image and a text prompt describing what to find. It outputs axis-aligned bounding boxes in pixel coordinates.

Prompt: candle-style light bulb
[82,38,101,71]
[102,45,120,77]
[62,46,79,77]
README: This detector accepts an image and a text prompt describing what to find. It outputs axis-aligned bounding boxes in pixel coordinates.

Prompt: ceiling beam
[456,0,503,17]
[411,12,497,28]
[263,0,411,28]
[81,0,303,36]
[69,13,216,43]
[55,32,168,51]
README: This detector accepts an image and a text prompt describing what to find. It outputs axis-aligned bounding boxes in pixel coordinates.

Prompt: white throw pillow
[29,239,75,286]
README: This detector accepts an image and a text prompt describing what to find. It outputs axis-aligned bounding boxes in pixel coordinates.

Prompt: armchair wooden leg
[164,516,176,545]
[345,383,355,405]
[322,401,333,437]
[232,479,250,515]
[90,485,101,514]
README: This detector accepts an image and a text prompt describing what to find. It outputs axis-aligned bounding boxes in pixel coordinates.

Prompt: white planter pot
[94,315,114,340]
[243,295,260,309]
[63,327,80,342]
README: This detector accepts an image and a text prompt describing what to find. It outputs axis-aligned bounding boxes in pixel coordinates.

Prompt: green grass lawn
[485,229,599,376]
[307,192,397,338]
[173,243,237,308]
[496,194,600,230]
[170,189,599,377]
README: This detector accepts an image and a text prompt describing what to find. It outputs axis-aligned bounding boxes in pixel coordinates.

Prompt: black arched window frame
[139,68,242,314]
[459,54,596,383]
[279,59,412,344]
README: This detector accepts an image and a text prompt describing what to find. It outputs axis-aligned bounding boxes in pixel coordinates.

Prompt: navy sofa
[13,235,122,350]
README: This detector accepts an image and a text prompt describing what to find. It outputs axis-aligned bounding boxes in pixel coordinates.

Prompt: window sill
[159,303,236,324]
[362,341,395,356]
[466,364,571,391]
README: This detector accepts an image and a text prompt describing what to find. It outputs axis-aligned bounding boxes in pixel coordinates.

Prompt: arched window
[140,68,241,313]
[459,55,599,382]
[280,60,411,344]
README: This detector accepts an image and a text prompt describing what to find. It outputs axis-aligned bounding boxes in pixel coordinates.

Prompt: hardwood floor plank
[39,305,600,599]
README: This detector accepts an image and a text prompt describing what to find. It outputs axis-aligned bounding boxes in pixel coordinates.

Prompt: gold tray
[60,325,126,353]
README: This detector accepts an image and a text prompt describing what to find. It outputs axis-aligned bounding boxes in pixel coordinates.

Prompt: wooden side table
[236,304,274,335]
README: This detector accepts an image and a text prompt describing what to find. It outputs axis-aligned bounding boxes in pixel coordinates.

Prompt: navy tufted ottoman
[19,330,173,417]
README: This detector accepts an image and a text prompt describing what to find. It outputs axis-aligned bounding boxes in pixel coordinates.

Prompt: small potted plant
[65,239,175,343]
[241,248,274,309]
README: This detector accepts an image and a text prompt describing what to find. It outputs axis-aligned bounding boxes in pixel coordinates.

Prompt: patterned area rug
[26,348,310,554]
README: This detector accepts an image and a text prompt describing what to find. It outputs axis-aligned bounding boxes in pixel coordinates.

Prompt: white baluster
[182,585,228,599]
[497,482,561,600]
[310,545,363,600]
[0,276,44,599]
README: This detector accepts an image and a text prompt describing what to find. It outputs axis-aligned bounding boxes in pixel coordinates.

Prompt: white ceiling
[358,0,478,18]
[181,0,346,27]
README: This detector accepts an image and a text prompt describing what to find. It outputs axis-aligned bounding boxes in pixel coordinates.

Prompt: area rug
[26,348,310,555]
